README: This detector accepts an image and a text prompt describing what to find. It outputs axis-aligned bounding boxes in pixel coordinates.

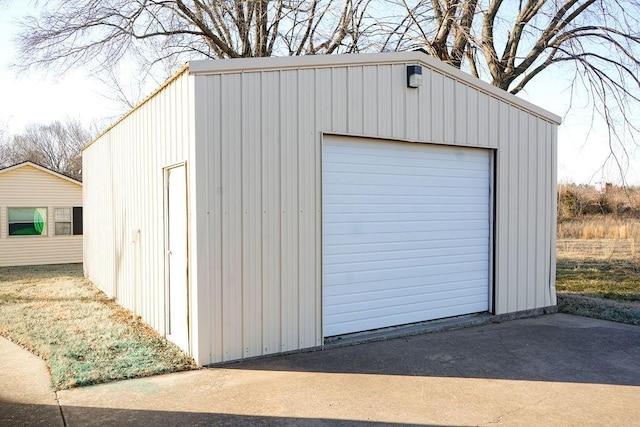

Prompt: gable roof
[0,161,82,186]
[86,51,562,150]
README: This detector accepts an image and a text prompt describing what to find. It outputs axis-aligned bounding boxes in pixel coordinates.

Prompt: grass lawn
[0,264,196,390]
[556,257,640,325]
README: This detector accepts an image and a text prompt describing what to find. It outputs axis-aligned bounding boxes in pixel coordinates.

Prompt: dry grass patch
[0,264,196,390]
[556,257,640,325]
[557,218,640,240]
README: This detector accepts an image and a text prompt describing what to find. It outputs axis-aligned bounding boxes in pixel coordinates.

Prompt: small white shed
[0,162,83,267]
[83,51,560,365]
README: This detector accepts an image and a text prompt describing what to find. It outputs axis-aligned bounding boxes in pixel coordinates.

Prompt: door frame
[163,161,190,353]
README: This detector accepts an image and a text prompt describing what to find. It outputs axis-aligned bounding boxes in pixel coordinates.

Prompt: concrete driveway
[3,313,640,426]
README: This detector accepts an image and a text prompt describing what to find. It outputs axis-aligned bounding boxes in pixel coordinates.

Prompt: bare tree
[6,1,640,180]
[10,0,374,73]
[380,0,640,183]
[0,120,93,180]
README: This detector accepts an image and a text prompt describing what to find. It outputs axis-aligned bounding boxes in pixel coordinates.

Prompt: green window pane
[8,208,48,236]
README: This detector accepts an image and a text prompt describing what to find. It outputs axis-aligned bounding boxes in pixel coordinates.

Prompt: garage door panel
[324,244,488,263]
[323,170,490,187]
[325,279,489,305]
[323,163,490,180]
[325,261,489,287]
[324,252,488,274]
[324,229,489,246]
[324,237,488,256]
[323,183,487,197]
[325,146,489,168]
[323,202,488,215]
[326,294,489,322]
[325,270,488,295]
[324,194,488,206]
[324,219,489,236]
[325,299,490,336]
[323,137,491,337]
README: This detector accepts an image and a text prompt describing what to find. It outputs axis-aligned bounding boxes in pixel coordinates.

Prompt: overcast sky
[1,2,638,185]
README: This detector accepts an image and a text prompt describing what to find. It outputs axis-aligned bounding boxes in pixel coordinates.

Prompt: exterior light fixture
[406,64,422,88]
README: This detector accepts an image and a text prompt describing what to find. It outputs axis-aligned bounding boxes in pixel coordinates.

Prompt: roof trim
[189,51,561,124]
[83,63,191,151]
[0,161,83,186]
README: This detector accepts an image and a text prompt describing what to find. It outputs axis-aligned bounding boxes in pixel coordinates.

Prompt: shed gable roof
[0,161,82,187]
[189,51,562,125]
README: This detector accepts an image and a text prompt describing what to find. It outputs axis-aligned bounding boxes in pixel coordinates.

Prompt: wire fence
[556,239,637,259]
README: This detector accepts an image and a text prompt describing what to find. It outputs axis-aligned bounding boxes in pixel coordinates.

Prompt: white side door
[166,164,189,352]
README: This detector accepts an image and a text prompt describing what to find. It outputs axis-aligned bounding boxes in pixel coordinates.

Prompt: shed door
[323,136,491,337]
[165,164,189,351]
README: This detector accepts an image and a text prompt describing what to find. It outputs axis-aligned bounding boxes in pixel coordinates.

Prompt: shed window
[55,208,72,235]
[54,207,83,236]
[8,208,48,236]
[73,207,83,235]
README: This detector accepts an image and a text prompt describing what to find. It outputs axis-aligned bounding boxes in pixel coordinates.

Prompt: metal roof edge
[82,63,191,152]
[189,51,561,125]
[0,161,82,186]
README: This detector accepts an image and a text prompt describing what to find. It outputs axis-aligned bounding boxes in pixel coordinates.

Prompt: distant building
[595,182,612,194]
[0,161,83,267]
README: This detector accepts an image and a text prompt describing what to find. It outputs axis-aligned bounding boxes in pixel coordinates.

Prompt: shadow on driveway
[222,313,640,387]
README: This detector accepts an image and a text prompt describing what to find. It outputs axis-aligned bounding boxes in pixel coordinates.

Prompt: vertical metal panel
[347,66,364,134]
[534,119,546,309]
[545,124,558,305]
[517,109,528,310]
[261,71,282,355]
[527,115,539,308]
[430,71,444,141]
[332,67,348,132]
[300,68,319,347]
[495,102,509,314]
[220,73,243,361]
[455,83,468,144]
[279,69,300,351]
[418,68,433,142]
[194,73,223,363]
[466,86,479,145]
[362,66,378,136]
[377,65,393,136]
[241,72,263,358]
[507,105,520,311]
[442,76,455,143]
[391,64,405,139]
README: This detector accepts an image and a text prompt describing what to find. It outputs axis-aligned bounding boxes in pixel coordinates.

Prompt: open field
[0,264,196,390]
[557,218,640,240]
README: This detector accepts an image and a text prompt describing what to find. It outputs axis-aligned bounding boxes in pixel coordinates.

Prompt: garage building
[83,51,560,365]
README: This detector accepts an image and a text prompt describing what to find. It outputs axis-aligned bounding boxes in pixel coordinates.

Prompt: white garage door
[323,136,491,337]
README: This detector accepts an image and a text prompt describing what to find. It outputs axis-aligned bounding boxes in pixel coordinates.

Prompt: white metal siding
[322,136,490,336]
[0,164,82,267]
[83,70,194,344]
[192,57,557,364]
[86,52,558,366]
